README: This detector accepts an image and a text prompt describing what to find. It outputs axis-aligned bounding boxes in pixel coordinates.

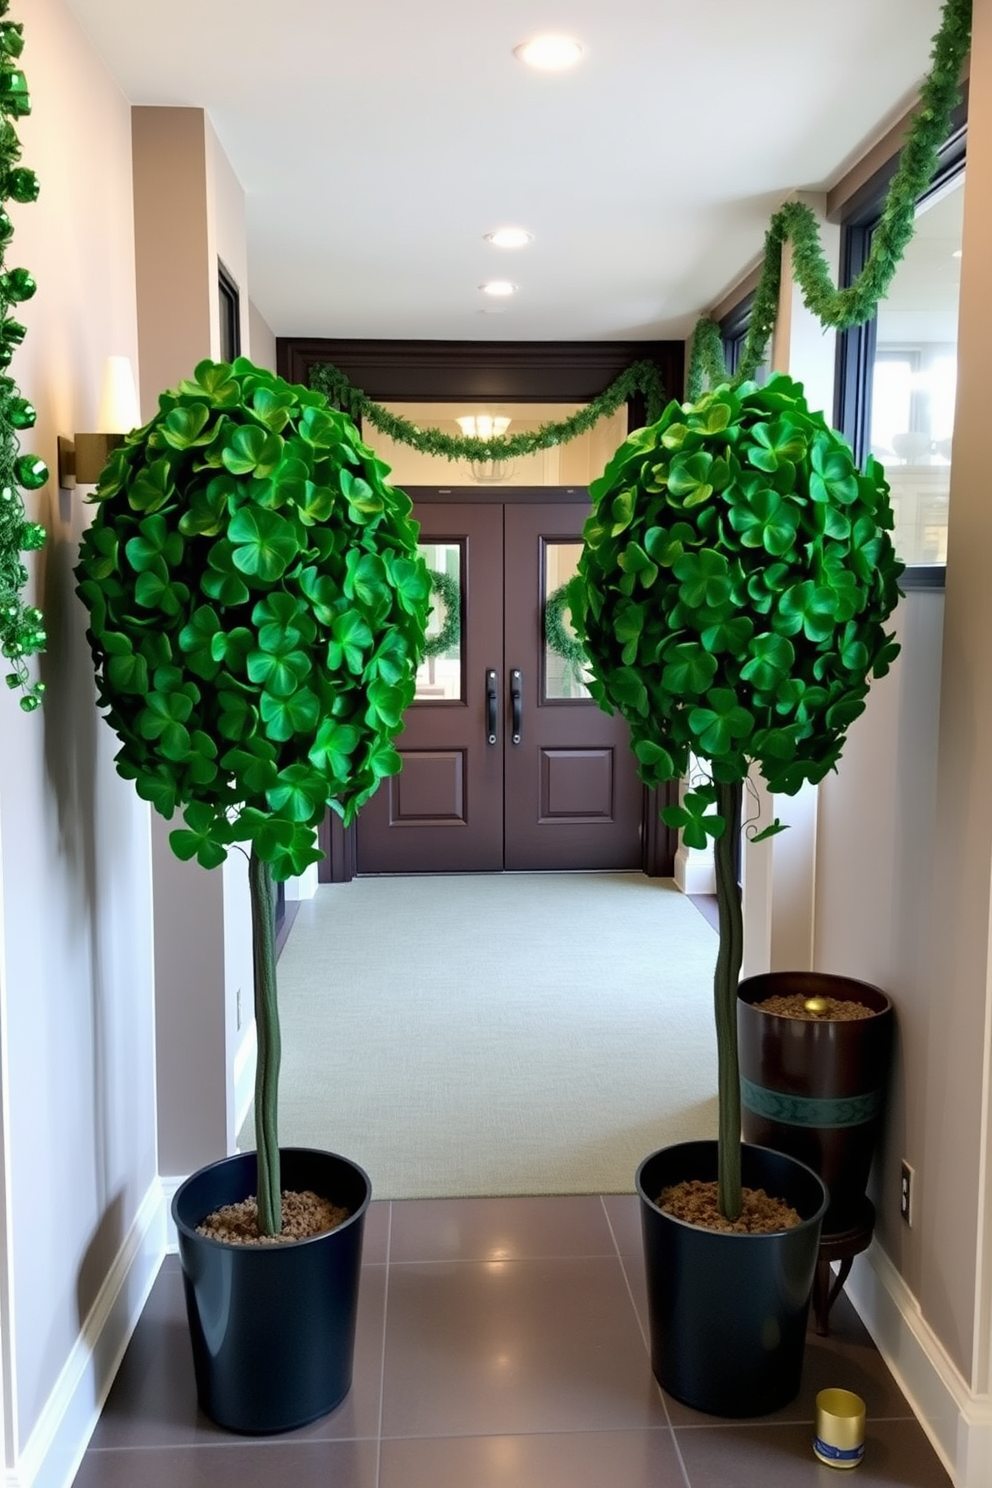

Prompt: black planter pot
[737,972,893,1232]
[172,1147,371,1434]
[636,1141,828,1417]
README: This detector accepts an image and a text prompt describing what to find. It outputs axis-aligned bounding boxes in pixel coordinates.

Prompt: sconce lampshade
[96,355,140,433]
[59,354,140,488]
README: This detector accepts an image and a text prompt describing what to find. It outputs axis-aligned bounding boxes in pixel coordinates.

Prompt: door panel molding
[539,748,616,822]
[390,751,467,824]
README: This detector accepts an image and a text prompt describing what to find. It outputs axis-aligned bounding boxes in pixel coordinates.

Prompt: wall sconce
[58,355,140,489]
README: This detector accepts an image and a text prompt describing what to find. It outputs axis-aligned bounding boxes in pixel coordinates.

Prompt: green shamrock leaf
[727,488,800,556]
[326,610,373,673]
[228,507,299,582]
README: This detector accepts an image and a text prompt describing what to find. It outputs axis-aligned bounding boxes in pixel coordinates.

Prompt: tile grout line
[374,1199,393,1488]
[598,1194,695,1488]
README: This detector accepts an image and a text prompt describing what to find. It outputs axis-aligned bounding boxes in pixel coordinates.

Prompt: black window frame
[218,259,242,364]
[834,94,967,593]
[719,291,770,386]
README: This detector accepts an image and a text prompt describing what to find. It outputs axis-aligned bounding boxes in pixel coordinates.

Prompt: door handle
[486,668,498,744]
[510,669,522,745]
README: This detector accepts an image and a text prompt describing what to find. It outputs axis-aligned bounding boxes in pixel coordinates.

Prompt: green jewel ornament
[15,453,47,489]
[0,24,24,59]
[0,267,35,300]
[8,396,34,427]
[0,67,29,115]
[5,167,38,202]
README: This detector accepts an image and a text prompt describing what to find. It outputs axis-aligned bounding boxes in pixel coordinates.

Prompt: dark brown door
[355,496,644,873]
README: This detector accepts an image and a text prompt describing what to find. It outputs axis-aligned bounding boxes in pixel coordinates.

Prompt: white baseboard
[233,1018,257,1141]
[674,844,716,896]
[7,1178,166,1488]
[846,1244,992,1487]
[284,864,318,900]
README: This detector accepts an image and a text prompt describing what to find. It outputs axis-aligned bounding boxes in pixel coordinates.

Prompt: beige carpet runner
[238,873,719,1199]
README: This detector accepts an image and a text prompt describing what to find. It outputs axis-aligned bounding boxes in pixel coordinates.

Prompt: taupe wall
[131,108,212,418]
[249,300,278,370]
[0,0,157,1458]
[813,592,944,1294]
[920,0,992,1382]
[130,106,255,1175]
[812,5,992,1389]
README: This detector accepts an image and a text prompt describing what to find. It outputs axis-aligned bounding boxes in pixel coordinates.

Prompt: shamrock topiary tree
[75,357,430,1235]
[574,372,903,1221]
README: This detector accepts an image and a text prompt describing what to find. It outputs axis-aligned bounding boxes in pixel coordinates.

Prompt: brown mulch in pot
[196,1189,349,1245]
[754,992,874,1021]
[659,1179,801,1233]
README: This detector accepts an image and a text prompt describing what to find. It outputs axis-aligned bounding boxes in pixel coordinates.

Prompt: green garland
[0,3,45,710]
[311,358,667,464]
[422,566,460,658]
[545,582,586,672]
[688,0,972,398]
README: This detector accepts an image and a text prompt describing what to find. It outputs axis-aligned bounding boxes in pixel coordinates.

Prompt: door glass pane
[361,401,628,487]
[870,174,963,566]
[415,542,462,701]
[544,542,592,700]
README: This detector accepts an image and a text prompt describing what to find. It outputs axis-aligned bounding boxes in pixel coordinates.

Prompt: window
[218,261,241,363]
[836,108,966,580]
[719,292,769,386]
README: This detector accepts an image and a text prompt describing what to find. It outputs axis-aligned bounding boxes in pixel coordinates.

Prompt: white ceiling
[65,0,950,343]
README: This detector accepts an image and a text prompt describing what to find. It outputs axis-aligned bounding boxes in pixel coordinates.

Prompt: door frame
[318,485,678,882]
[278,337,685,881]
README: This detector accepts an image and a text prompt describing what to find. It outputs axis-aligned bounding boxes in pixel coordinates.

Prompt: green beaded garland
[0,7,45,709]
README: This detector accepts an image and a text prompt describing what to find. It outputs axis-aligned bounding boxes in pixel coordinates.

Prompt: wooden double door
[355,494,647,874]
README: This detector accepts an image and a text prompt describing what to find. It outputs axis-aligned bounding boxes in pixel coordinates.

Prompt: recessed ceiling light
[485,228,533,249]
[480,280,517,297]
[513,35,583,71]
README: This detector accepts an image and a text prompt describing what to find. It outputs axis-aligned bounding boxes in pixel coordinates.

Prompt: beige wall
[810,0,992,1416]
[0,0,157,1465]
[813,592,944,1292]
[249,299,277,370]
[920,0,992,1385]
[131,108,211,417]
[130,106,255,1176]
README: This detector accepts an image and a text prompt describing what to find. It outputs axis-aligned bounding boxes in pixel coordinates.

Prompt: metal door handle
[510,669,522,745]
[486,668,498,744]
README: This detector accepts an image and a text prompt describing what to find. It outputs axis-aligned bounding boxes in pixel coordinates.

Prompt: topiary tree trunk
[249,849,281,1233]
[713,782,744,1219]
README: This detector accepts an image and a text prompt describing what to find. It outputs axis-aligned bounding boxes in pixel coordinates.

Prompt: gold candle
[814,1388,866,1469]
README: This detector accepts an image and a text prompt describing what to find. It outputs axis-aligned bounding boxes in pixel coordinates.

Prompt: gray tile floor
[73,1195,952,1488]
